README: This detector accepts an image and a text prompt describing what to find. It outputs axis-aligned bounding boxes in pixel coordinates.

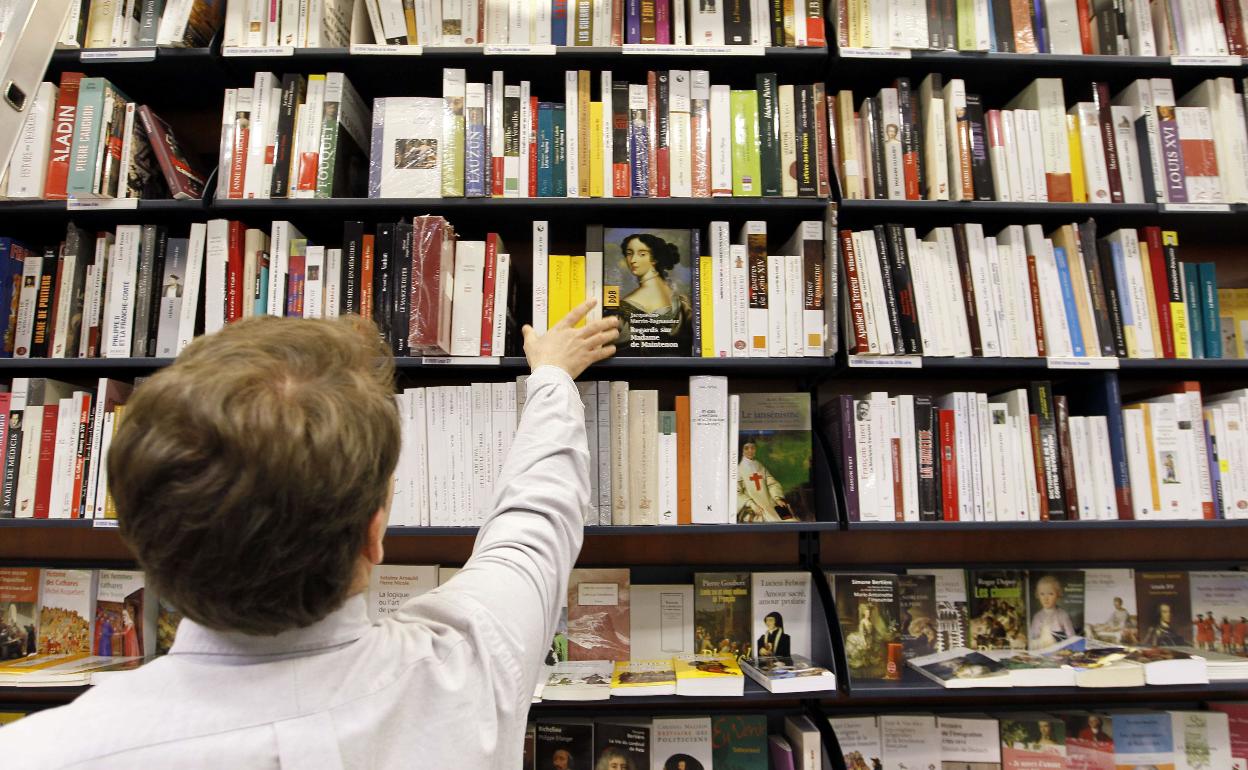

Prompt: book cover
[898,573,938,660]
[909,568,969,652]
[1190,571,1248,656]
[136,106,206,200]
[366,565,438,621]
[694,572,751,658]
[630,584,693,659]
[735,393,812,523]
[968,570,1027,650]
[750,571,810,659]
[712,715,768,770]
[38,568,93,655]
[1136,570,1192,647]
[93,570,145,657]
[830,716,880,770]
[1026,570,1084,649]
[567,568,630,661]
[999,715,1067,769]
[0,567,39,660]
[594,721,651,769]
[536,721,594,770]
[1063,713,1113,770]
[601,227,693,355]
[653,717,713,770]
[940,714,1003,769]
[833,572,900,680]
[1083,568,1139,645]
[1112,712,1175,770]
[880,714,940,770]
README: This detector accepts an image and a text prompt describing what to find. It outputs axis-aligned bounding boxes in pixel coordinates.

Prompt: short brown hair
[109,316,400,635]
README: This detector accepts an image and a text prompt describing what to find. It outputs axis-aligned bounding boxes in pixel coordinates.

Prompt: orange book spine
[361,234,375,319]
[675,395,692,524]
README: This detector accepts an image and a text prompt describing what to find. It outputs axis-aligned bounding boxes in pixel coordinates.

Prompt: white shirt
[1,365,588,770]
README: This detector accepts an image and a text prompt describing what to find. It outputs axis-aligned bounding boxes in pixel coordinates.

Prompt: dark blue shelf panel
[212,197,829,214]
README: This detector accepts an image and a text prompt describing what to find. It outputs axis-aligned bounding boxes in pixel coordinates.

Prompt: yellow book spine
[1066,114,1087,204]
[1162,231,1191,358]
[570,255,586,328]
[699,255,714,357]
[404,9,418,44]
[1138,240,1163,356]
[548,255,572,329]
[1139,404,1161,512]
[589,102,604,198]
[103,404,126,520]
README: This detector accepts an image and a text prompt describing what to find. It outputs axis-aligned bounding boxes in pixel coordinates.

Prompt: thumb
[522,324,536,342]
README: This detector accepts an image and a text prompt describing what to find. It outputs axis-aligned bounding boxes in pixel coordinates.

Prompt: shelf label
[67,198,139,210]
[349,43,423,55]
[92,519,120,528]
[222,45,295,57]
[840,46,911,59]
[1047,356,1119,370]
[693,44,764,56]
[847,355,922,368]
[80,48,156,61]
[1162,202,1232,212]
[1171,55,1241,66]
[484,44,556,55]
[623,44,686,55]
[421,356,502,366]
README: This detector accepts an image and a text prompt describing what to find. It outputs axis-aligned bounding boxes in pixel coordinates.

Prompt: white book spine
[726,394,739,524]
[601,71,614,198]
[424,388,450,525]
[49,248,78,359]
[304,245,324,318]
[784,254,803,358]
[1075,102,1112,204]
[470,381,493,521]
[710,85,732,196]
[595,382,611,524]
[106,226,141,358]
[564,71,580,198]
[689,376,728,524]
[531,220,549,333]
[450,241,486,356]
[6,82,55,199]
[204,219,230,334]
[324,248,341,318]
[766,255,787,357]
[610,381,630,524]
[729,244,750,358]
[492,252,510,353]
[657,432,677,525]
[898,394,919,521]
[175,223,206,355]
[485,0,508,41]
[670,71,693,199]
[689,0,723,44]
[778,85,797,198]
[628,390,658,525]
[47,398,73,519]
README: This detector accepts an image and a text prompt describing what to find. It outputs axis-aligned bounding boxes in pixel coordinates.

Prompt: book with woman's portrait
[601,227,695,356]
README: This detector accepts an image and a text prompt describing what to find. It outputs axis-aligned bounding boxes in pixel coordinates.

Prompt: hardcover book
[600,227,693,356]
[1026,570,1084,649]
[968,570,1027,650]
[0,567,39,660]
[735,393,813,522]
[1135,570,1192,648]
[833,572,900,680]
[567,568,630,661]
[694,572,751,658]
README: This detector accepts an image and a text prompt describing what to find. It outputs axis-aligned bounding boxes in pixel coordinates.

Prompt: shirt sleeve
[417,364,588,688]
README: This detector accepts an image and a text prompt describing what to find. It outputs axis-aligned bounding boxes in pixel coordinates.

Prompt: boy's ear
[364,506,387,566]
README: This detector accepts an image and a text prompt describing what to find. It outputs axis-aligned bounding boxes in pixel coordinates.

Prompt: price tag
[349,43,423,55]
[80,48,156,61]
[840,46,912,59]
[421,356,502,365]
[92,519,120,529]
[222,45,295,57]
[484,44,556,55]
[1170,55,1241,66]
[692,45,765,56]
[847,355,922,368]
[1162,202,1232,212]
[623,44,683,55]
[1046,356,1119,370]
[67,198,139,210]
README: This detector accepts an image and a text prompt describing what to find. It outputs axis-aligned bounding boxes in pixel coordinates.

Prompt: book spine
[1055,394,1080,519]
[939,408,957,521]
[757,73,781,197]
[840,230,868,353]
[914,395,938,520]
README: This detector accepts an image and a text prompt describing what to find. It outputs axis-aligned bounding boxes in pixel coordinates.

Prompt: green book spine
[756,73,781,197]
[956,0,977,49]
[730,89,761,198]
[66,78,106,197]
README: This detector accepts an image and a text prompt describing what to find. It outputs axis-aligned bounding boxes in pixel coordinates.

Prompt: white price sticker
[80,48,156,61]
[484,44,556,55]
[420,356,502,365]
[92,519,120,528]
[222,45,295,57]
[692,44,764,56]
[840,46,912,59]
[847,355,922,368]
[1046,356,1119,370]
[349,43,423,55]
[67,198,139,210]
[1170,55,1241,66]
[1162,202,1232,212]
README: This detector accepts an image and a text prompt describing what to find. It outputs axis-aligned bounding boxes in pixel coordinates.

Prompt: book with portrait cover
[832,572,901,681]
[712,715,768,770]
[829,715,880,770]
[694,572,751,658]
[910,568,970,652]
[998,714,1067,769]
[600,227,694,356]
[567,568,630,661]
[735,393,813,523]
[1062,713,1113,770]
[0,567,39,660]
[653,716,713,770]
[899,573,938,661]
[750,571,810,660]
[536,720,594,770]
[93,570,153,658]
[1083,568,1138,645]
[1026,570,1084,650]
[968,570,1027,651]
[1135,570,1192,648]
[1190,571,1248,657]
[37,569,95,656]
[594,720,651,770]
[939,714,1003,769]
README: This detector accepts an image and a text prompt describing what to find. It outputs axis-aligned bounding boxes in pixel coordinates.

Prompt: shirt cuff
[527,364,576,392]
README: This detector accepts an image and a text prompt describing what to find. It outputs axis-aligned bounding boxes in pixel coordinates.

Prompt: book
[594,720,651,769]
[940,715,1003,768]
[536,720,594,768]
[673,654,744,696]
[909,647,1012,688]
[653,717,713,770]
[733,393,813,523]
[542,660,612,701]
[739,654,836,693]
[999,714,1068,769]
[712,715,768,769]
[630,584,694,659]
[968,569,1027,650]
[833,572,901,681]
[1026,570,1085,649]
[136,106,206,200]
[898,572,938,660]
[750,571,810,660]
[92,570,150,657]
[609,659,676,696]
[366,564,438,621]
[1136,570,1193,647]
[830,716,881,770]
[567,568,630,661]
[694,571,751,657]
[0,568,39,660]
[910,568,970,652]
[600,227,693,355]
[37,568,94,655]
[1084,568,1140,645]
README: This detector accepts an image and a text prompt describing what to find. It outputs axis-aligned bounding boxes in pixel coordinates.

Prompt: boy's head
[109,316,400,636]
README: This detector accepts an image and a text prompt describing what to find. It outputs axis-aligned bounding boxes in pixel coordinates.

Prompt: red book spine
[647,72,658,197]
[939,408,958,521]
[45,73,84,200]
[1075,0,1093,52]
[840,230,869,352]
[837,0,849,47]
[1222,0,1247,54]
[612,0,624,44]
[361,234,375,320]
[1029,414,1049,521]
[1143,226,1176,358]
[891,436,904,521]
[1026,252,1048,356]
[227,222,245,323]
[807,0,826,45]
[529,96,539,198]
[408,217,438,352]
[69,394,91,518]
[491,157,504,197]
[34,404,58,519]
[480,235,498,356]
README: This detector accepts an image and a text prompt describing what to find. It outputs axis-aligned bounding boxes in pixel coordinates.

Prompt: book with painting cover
[908,647,1012,688]
[543,660,612,701]
[1190,571,1248,657]
[735,393,813,523]
[1135,570,1192,648]
[832,572,901,681]
[909,568,970,652]
[750,571,810,659]
[653,717,713,770]
[1026,570,1084,650]
[999,714,1067,769]
[0,568,39,660]
[739,654,836,693]
[600,227,693,356]
[93,570,153,658]
[968,570,1027,651]
[1061,713,1114,769]
[609,659,675,696]
[712,715,768,770]
[830,716,880,770]
[899,573,938,661]
[594,720,651,770]
[1083,568,1139,646]
[37,569,95,656]
[567,568,630,661]
[673,654,744,696]
[536,720,594,769]
[694,572,751,658]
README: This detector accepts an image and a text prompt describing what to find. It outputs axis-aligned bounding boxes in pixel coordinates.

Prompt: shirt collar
[170,594,372,657]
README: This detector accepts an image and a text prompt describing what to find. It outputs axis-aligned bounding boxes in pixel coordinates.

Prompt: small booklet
[541,660,613,701]
[740,655,837,693]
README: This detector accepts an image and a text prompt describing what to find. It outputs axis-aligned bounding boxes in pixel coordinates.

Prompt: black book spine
[992,0,1015,51]
[901,79,926,201]
[1076,219,1116,357]
[941,0,957,48]
[835,394,859,522]
[770,0,785,45]
[795,85,817,197]
[1094,7,1118,53]
[0,399,22,517]
[342,221,363,316]
[757,73,782,197]
[885,224,922,354]
[871,225,905,353]
[952,224,984,356]
[1054,394,1080,520]
[145,229,168,357]
[862,97,885,200]
[929,404,942,520]
[927,0,944,48]
[374,223,394,345]
[965,94,995,202]
[1095,238,1129,357]
[269,74,304,199]
[1135,116,1160,203]
[392,222,412,357]
[724,0,752,43]
[914,395,939,521]
[1028,381,1066,519]
[30,252,58,359]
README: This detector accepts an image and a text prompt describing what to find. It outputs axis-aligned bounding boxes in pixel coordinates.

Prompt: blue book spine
[985,0,998,51]
[1053,246,1085,357]
[630,110,649,197]
[1109,240,1134,333]
[536,104,553,197]
[1183,262,1205,358]
[1206,416,1225,518]
[552,104,567,198]
[1031,0,1048,52]
[465,118,485,198]
[256,265,269,316]
[1199,262,1221,358]
[552,0,568,44]
[626,0,641,42]
[67,78,106,197]
[1087,372,1131,518]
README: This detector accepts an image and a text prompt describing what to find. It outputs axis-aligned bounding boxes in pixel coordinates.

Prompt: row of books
[832,75,1248,206]
[830,568,1248,683]
[519,715,823,770]
[531,221,833,358]
[219,68,835,200]
[219,0,828,47]
[833,0,1248,55]
[830,709,1245,770]
[19,0,225,49]
[839,222,1237,360]
[3,74,207,202]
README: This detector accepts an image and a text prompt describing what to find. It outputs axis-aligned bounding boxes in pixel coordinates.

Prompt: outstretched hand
[522,300,620,379]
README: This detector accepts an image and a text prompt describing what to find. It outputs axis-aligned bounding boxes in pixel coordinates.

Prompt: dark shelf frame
[837,200,1242,217]
[844,518,1248,531]
[0,519,839,535]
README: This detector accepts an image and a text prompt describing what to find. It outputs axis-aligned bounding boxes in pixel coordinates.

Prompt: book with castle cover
[1083,568,1138,645]
[712,715,768,770]
[833,572,901,681]
[735,393,813,523]
[969,570,1027,651]
[1136,570,1192,648]
[0,568,39,660]
[567,568,630,661]
[601,227,694,356]
[1026,570,1085,650]
[694,572,751,658]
